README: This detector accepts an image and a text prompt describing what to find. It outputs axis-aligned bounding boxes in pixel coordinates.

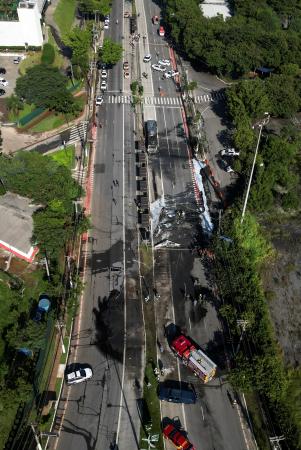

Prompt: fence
[17,82,82,127]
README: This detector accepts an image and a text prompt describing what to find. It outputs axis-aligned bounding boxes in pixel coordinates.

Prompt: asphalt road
[53,3,144,450]
[53,1,250,449]
[140,1,249,449]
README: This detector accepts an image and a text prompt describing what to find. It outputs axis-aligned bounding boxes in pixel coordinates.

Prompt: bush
[41,43,55,65]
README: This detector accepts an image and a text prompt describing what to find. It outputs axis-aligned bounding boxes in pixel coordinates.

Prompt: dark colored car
[0,89,5,96]
[158,380,197,404]
[0,67,6,74]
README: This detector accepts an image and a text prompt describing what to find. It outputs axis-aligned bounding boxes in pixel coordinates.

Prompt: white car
[158,59,170,66]
[152,64,166,72]
[0,78,8,86]
[101,70,107,79]
[143,54,152,63]
[13,56,22,64]
[163,70,179,79]
[104,22,109,29]
[95,96,104,105]
[220,148,240,157]
[101,80,107,90]
[65,367,93,385]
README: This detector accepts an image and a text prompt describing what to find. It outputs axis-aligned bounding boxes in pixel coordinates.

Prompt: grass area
[140,362,164,450]
[8,103,36,122]
[50,145,75,169]
[37,324,57,394]
[29,114,66,133]
[47,29,64,68]
[53,0,77,39]
[244,392,270,450]
[19,51,42,76]
[28,94,85,133]
[60,338,69,364]
[140,244,153,273]
[139,245,164,450]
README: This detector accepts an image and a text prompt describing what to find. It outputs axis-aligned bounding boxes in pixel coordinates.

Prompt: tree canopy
[99,38,123,65]
[164,0,301,78]
[78,0,111,16]
[15,65,77,114]
[64,26,92,75]
[0,152,82,257]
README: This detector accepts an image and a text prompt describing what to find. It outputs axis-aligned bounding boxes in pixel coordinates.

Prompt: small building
[200,0,231,20]
[0,0,47,48]
[0,192,39,262]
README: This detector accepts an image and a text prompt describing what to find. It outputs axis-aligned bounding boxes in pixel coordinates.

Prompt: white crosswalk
[105,90,225,106]
[67,121,89,145]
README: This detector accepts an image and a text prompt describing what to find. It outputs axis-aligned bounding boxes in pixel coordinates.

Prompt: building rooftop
[0,192,39,262]
[200,0,231,19]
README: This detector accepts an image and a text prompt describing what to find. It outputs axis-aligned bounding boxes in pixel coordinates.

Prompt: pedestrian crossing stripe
[106,90,225,106]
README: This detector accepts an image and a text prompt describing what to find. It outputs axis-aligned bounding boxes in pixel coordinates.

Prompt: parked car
[101,80,107,91]
[220,147,240,157]
[0,78,8,86]
[143,54,152,63]
[152,15,159,24]
[65,366,93,385]
[0,67,6,74]
[97,61,107,70]
[152,64,166,72]
[104,22,109,29]
[124,11,130,18]
[13,56,22,64]
[124,70,130,79]
[101,70,108,79]
[220,158,234,173]
[158,59,170,66]
[0,89,5,96]
[95,96,104,105]
[159,26,165,37]
[123,61,129,70]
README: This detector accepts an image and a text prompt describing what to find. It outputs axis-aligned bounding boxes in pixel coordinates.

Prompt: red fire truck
[163,424,195,450]
[171,334,217,383]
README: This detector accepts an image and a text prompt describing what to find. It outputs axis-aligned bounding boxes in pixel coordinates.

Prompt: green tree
[41,43,55,65]
[5,94,23,115]
[227,79,270,120]
[15,65,76,114]
[64,26,92,75]
[99,38,123,65]
[266,74,300,117]
[79,0,111,16]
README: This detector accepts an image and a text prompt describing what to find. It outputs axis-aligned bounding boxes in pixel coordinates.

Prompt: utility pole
[269,435,285,449]
[241,112,270,223]
[235,319,249,355]
[30,424,43,450]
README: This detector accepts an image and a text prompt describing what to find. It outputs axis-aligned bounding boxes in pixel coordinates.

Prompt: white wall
[0,3,43,47]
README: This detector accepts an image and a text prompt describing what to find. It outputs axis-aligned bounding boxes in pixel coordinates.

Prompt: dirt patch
[262,216,301,368]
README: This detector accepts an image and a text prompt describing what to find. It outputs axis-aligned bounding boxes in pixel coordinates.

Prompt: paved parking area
[0,54,25,97]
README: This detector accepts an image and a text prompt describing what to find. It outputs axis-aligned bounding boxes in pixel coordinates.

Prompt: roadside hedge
[41,43,55,65]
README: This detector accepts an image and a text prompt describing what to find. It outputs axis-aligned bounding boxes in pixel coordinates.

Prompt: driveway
[0,54,25,97]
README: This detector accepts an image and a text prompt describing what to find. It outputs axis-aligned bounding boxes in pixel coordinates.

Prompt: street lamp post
[241,113,270,223]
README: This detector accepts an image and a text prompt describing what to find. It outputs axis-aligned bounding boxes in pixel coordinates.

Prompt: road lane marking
[116,3,127,442]
[201,406,205,420]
